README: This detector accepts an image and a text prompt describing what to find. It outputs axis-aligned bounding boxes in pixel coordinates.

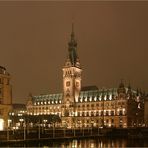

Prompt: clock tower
[62,24,82,118]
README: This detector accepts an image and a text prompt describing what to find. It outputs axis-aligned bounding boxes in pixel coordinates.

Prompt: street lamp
[19,118,24,129]
[23,120,26,140]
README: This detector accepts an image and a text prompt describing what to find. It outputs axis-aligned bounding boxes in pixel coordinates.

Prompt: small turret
[117,80,126,94]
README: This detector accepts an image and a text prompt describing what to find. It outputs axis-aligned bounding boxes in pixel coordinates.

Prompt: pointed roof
[68,23,79,67]
[117,79,126,94]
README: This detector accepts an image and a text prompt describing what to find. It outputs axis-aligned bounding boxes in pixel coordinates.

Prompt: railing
[0,127,105,142]
[0,127,147,143]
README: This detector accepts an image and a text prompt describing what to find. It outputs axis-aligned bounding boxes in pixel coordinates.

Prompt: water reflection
[46,138,147,148]
[61,138,127,148]
[1,137,148,147]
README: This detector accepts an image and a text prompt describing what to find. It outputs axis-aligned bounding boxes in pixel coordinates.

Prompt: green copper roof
[33,93,63,102]
[32,87,138,104]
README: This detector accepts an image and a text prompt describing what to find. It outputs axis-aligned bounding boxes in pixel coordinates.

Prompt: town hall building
[26,26,144,128]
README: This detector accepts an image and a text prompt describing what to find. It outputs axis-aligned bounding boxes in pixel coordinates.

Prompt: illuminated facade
[27,26,144,128]
[0,66,12,130]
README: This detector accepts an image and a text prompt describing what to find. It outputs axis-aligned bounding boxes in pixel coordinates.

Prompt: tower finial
[72,22,74,33]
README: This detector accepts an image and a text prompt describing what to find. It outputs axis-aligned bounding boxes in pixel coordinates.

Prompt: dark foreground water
[0,137,148,147]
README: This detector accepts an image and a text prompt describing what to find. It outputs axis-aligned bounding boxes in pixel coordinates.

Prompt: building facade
[27,27,145,128]
[0,66,12,130]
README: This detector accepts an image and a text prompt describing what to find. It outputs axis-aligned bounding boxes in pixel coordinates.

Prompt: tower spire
[71,22,75,41]
[68,23,78,66]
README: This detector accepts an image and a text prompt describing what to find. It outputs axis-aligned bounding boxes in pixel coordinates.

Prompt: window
[0,109,3,116]
[0,98,3,104]
[119,110,122,116]
[101,111,103,116]
[87,112,89,116]
[0,88,2,96]
[78,112,80,116]
[91,104,94,109]
[82,112,84,116]
[96,111,99,116]
[66,81,70,87]
[111,111,114,116]
[111,119,114,123]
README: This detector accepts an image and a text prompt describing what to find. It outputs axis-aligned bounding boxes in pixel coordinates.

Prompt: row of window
[28,110,126,117]
[77,102,126,108]
[28,112,61,116]
[76,119,114,124]
[33,99,128,106]
[34,100,62,105]
[77,95,115,102]
[33,101,126,109]
[75,110,126,117]
[33,106,60,110]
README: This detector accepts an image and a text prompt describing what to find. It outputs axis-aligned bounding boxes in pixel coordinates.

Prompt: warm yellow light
[0,119,4,131]
[104,95,107,100]
[75,111,78,116]
[109,95,112,100]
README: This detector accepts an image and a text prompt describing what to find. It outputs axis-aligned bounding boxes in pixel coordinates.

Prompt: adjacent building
[0,66,12,130]
[26,27,145,128]
[8,104,27,129]
[144,97,148,126]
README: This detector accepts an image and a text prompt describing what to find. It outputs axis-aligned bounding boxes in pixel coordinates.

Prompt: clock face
[66,81,70,87]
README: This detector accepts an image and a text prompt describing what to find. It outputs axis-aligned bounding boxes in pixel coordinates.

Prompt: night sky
[0,1,148,103]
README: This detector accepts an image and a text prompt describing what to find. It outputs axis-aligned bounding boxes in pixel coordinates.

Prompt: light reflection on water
[60,138,126,148]
[1,138,148,147]
[43,138,147,148]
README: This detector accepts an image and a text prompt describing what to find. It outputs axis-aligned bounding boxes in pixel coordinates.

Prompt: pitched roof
[81,85,98,91]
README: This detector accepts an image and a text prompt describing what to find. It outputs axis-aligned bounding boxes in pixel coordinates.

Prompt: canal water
[1,137,148,147]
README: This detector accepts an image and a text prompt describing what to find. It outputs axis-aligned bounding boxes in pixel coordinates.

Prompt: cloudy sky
[0,1,147,103]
